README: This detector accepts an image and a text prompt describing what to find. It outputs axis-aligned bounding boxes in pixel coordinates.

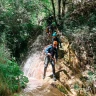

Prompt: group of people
[43,19,62,81]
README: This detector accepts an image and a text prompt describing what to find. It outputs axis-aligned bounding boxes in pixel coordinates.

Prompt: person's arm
[44,46,52,57]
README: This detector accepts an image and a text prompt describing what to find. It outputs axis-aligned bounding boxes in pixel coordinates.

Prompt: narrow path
[23,51,55,93]
[22,33,96,96]
[23,52,44,91]
[21,34,67,96]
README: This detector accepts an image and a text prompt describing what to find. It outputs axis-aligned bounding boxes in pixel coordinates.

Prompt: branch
[42,4,53,14]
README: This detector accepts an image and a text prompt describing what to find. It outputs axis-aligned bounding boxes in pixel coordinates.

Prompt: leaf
[74,83,79,90]
[88,71,94,76]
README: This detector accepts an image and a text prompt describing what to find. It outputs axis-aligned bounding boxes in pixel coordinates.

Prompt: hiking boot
[43,75,45,79]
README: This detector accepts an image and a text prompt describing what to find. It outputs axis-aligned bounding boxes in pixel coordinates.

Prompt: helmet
[52,32,57,36]
[53,41,58,46]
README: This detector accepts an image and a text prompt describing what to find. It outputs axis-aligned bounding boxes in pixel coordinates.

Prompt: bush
[0,59,29,96]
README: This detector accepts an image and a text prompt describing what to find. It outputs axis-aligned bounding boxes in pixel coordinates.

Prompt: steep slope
[20,31,96,96]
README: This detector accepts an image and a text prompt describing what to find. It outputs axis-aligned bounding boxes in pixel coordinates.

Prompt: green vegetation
[0,0,43,63]
[57,85,68,94]
[0,43,28,96]
[0,59,29,96]
[0,0,96,96]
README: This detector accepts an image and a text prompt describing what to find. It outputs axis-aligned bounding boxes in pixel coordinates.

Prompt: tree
[58,0,61,19]
[51,0,57,25]
[62,0,67,16]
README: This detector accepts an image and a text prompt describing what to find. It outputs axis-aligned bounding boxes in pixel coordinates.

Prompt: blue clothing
[44,56,55,77]
[52,32,57,36]
[44,45,58,79]
[44,45,58,60]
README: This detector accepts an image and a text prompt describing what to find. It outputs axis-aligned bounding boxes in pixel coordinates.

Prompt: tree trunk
[58,0,61,19]
[51,0,57,25]
[62,0,66,17]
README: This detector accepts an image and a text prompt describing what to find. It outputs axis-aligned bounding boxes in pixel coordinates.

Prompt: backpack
[46,26,52,33]
[46,26,49,33]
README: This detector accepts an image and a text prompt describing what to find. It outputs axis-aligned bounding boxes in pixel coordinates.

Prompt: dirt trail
[22,50,63,95]
[22,34,85,96]
[21,35,68,96]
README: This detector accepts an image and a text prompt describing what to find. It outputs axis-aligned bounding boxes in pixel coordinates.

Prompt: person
[46,25,52,37]
[46,21,56,36]
[45,26,52,44]
[46,15,54,26]
[43,41,58,81]
[52,32,62,49]
[51,22,57,34]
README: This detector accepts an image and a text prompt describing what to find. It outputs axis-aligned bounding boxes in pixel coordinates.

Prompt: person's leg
[58,38,62,48]
[50,59,56,81]
[43,56,50,79]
